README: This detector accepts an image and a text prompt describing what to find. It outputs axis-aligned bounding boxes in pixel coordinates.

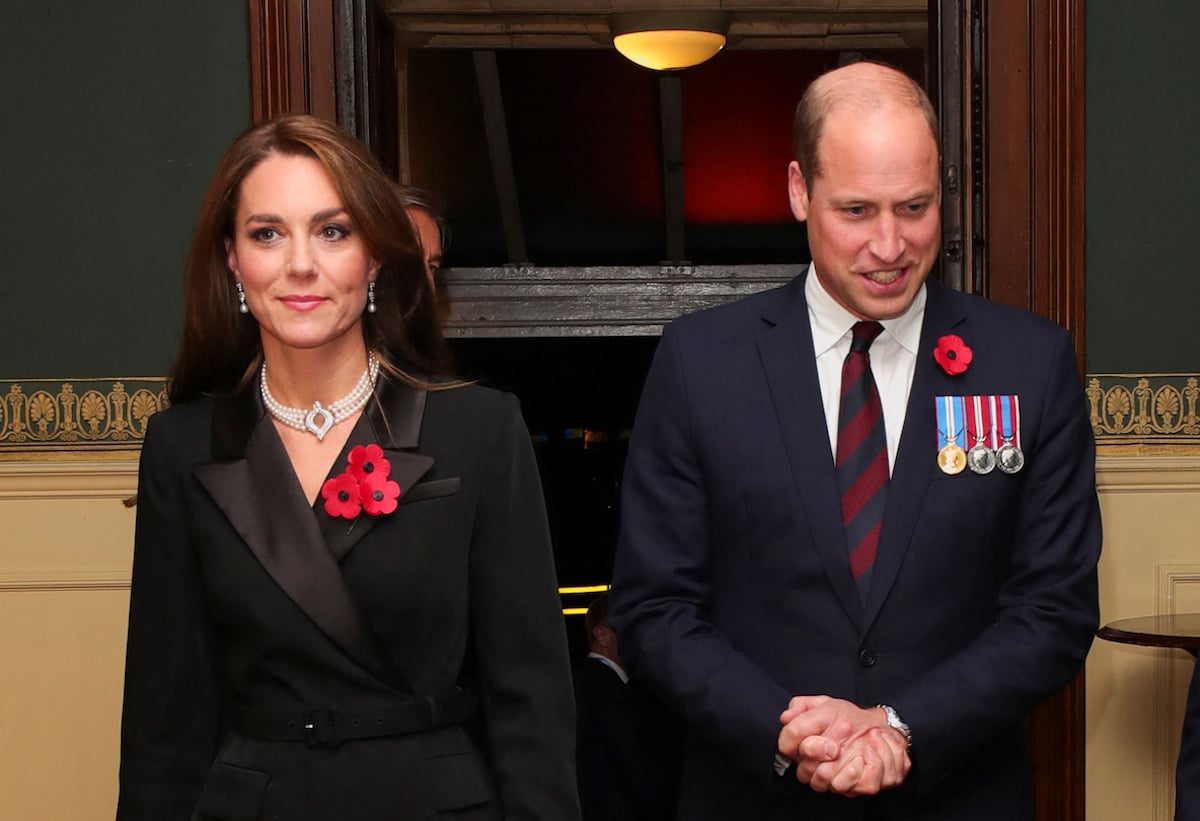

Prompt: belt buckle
[302,708,341,749]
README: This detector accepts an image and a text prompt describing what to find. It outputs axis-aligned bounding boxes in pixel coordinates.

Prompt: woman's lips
[280,295,327,311]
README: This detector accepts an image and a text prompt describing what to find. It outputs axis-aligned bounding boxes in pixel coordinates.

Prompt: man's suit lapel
[193,382,403,685]
[862,279,967,623]
[756,273,865,627]
[320,378,434,561]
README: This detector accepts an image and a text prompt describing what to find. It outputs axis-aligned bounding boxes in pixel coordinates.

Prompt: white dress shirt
[805,268,927,475]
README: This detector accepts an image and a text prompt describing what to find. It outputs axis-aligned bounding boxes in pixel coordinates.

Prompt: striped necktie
[836,321,888,597]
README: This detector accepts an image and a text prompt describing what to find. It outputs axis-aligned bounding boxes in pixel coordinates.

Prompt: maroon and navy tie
[836,321,888,598]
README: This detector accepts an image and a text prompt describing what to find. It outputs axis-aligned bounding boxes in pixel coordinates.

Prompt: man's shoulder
[926,283,1079,395]
[932,280,1071,343]
[666,273,804,341]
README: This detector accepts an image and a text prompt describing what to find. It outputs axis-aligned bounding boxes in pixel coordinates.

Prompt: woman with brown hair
[116,114,579,821]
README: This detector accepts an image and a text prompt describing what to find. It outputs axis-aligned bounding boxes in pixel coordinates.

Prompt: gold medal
[938,443,967,474]
[936,395,967,475]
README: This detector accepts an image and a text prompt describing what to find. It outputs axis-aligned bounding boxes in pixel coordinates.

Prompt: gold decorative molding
[1096,454,1200,492]
[0,569,130,592]
[0,459,139,500]
[4,372,1196,453]
[1089,374,1200,449]
[0,378,167,457]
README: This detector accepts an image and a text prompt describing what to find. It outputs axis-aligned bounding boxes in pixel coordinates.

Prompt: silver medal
[967,442,996,474]
[996,442,1025,474]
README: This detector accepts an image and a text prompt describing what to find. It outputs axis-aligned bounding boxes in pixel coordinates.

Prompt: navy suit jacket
[117,378,579,821]
[610,272,1101,820]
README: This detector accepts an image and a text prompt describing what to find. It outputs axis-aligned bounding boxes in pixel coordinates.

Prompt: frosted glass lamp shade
[609,12,730,71]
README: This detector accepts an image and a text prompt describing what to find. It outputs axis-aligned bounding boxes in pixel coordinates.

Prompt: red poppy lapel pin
[321,443,402,519]
[934,334,973,376]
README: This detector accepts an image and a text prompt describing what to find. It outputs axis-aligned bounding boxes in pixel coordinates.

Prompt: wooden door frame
[245,3,1089,818]
[981,2,1088,820]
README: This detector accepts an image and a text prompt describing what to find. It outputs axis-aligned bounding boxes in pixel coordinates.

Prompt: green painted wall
[1,3,251,379]
[1086,1,1200,374]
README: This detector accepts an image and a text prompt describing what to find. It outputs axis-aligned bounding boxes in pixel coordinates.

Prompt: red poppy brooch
[934,334,973,376]
[321,444,402,519]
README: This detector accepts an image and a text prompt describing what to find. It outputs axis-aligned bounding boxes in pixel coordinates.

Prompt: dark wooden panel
[249,0,339,120]
[983,0,1086,373]
[982,3,1088,820]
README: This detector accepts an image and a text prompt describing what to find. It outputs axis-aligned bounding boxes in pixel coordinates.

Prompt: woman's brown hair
[168,114,451,404]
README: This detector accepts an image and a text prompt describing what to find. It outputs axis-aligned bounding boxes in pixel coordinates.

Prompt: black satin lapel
[366,376,426,449]
[863,281,967,623]
[756,281,865,627]
[320,379,434,561]
[194,414,400,685]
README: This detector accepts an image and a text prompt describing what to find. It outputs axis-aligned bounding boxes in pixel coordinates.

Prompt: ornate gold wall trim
[0,378,167,458]
[5,372,1196,453]
[1089,373,1200,450]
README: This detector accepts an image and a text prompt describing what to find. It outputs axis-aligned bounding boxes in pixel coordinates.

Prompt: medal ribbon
[967,395,991,447]
[936,396,967,449]
[996,394,1021,447]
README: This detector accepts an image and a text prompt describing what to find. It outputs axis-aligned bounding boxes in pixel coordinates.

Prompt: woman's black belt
[230,688,478,749]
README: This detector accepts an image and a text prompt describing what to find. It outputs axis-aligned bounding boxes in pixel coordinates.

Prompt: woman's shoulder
[418,380,530,448]
[149,395,216,428]
[425,380,521,416]
[142,395,217,454]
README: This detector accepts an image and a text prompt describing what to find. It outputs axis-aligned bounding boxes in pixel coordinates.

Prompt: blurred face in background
[407,206,443,290]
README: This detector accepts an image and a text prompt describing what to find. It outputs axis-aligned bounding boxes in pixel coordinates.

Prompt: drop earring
[236,281,249,315]
[367,281,377,314]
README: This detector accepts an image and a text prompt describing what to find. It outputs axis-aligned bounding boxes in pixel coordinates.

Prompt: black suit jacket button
[859,649,877,667]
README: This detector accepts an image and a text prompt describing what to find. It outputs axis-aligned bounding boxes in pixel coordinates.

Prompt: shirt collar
[804,264,927,356]
[587,652,629,683]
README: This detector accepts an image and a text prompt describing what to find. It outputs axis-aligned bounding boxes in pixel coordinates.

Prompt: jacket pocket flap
[426,752,492,811]
[399,477,462,505]
[195,762,271,821]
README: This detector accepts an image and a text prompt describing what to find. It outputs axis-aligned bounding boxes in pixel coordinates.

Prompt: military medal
[936,395,967,475]
[966,395,996,475]
[994,394,1025,474]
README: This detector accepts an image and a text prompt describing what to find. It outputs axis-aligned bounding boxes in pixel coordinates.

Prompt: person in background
[395,183,447,290]
[575,593,678,821]
[610,61,1101,820]
[117,113,579,821]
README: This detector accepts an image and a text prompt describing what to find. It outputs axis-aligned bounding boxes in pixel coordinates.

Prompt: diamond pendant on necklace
[303,402,336,439]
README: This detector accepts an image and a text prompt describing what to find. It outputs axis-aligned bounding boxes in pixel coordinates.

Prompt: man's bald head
[792,62,940,189]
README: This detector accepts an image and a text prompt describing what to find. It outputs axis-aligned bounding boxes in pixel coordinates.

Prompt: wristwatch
[878,704,913,750]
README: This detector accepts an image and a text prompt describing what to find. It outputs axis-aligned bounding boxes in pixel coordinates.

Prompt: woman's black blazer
[116,376,580,821]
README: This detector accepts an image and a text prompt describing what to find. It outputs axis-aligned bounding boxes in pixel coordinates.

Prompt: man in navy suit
[609,61,1101,820]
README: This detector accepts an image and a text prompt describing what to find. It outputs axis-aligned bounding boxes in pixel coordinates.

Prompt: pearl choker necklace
[260,353,380,441]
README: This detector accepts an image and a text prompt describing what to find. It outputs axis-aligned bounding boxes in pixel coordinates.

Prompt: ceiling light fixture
[609,12,731,71]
